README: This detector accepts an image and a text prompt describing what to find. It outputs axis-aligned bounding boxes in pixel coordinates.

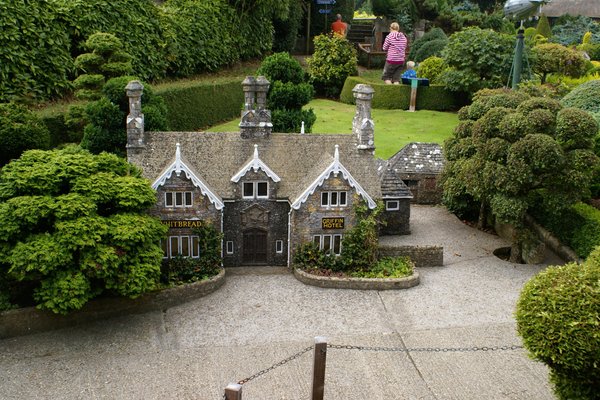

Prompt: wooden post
[224,383,242,400]
[409,78,418,112]
[311,336,327,400]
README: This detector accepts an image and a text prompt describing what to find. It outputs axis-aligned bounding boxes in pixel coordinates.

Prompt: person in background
[401,61,417,79]
[331,14,348,37]
[381,22,408,84]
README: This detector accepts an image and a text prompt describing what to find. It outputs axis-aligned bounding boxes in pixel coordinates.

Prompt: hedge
[154,79,244,131]
[532,202,600,258]
[339,76,460,110]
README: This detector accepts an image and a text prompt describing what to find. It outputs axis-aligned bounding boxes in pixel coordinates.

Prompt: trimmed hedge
[155,79,244,131]
[532,202,600,258]
[340,76,459,110]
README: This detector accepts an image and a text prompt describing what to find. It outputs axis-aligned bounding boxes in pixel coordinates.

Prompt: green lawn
[206,98,458,159]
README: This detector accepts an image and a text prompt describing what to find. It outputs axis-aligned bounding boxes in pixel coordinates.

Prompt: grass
[206,98,458,159]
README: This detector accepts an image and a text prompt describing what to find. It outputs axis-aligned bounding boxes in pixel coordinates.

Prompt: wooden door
[243,229,267,265]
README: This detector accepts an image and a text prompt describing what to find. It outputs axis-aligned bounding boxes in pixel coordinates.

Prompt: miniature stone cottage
[125,79,411,267]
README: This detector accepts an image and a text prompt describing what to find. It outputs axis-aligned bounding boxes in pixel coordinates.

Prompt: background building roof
[542,0,600,18]
[386,142,445,175]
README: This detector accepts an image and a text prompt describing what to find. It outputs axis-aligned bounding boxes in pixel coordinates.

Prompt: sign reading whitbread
[322,217,344,229]
[162,220,203,228]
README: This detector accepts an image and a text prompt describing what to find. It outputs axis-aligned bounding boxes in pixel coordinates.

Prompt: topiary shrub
[307,34,358,98]
[516,248,600,399]
[0,103,51,166]
[561,79,600,119]
[555,107,599,150]
[258,52,316,133]
[408,27,447,62]
[73,33,133,100]
[532,43,588,84]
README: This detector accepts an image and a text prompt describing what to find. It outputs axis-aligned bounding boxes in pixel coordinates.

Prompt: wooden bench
[357,42,386,68]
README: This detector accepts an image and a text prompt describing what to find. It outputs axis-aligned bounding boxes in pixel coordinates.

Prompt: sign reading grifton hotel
[162,220,203,228]
[321,217,344,229]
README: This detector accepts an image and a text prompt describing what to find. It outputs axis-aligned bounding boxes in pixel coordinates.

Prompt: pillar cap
[352,84,375,95]
[125,80,143,96]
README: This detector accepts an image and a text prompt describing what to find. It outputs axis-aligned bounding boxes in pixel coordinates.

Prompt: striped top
[382,31,407,64]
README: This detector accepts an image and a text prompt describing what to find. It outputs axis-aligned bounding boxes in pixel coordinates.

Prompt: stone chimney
[239,75,272,139]
[125,80,145,159]
[352,84,375,153]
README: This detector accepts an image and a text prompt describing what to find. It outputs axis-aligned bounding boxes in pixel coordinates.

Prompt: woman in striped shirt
[382,22,408,84]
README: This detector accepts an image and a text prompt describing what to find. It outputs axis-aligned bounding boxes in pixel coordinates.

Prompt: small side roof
[387,142,444,174]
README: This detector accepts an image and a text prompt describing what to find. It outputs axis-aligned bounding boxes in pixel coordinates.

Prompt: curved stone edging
[293,268,420,290]
[0,268,226,339]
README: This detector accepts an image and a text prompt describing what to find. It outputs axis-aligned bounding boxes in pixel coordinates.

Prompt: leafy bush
[258,51,305,84]
[267,81,314,110]
[308,34,358,98]
[532,43,588,84]
[0,147,168,314]
[417,56,446,84]
[0,0,73,102]
[516,248,600,399]
[439,27,515,95]
[272,0,303,53]
[272,109,317,133]
[349,256,414,278]
[555,108,599,150]
[551,15,600,46]
[0,103,51,166]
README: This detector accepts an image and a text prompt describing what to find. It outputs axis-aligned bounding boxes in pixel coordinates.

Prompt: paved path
[0,206,560,399]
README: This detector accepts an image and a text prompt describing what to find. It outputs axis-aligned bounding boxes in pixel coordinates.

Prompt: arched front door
[243,228,267,265]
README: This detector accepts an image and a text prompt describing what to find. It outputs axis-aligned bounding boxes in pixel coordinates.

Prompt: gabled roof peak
[231,144,281,183]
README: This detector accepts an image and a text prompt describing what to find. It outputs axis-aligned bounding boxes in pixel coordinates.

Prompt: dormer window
[165,191,193,207]
[243,181,269,199]
[321,191,347,207]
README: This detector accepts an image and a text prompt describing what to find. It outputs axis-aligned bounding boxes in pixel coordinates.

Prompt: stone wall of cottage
[289,175,359,262]
[151,174,222,234]
[402,174,442,204]
[222,169,289,267]
[380,198,411,235]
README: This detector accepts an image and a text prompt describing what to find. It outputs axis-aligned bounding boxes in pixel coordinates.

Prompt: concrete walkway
[0,205,560,399]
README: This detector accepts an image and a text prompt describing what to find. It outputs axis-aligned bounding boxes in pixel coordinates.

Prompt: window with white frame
[165,191,193,207]
[161,235,200,258]
[226,241,234,254]
[276,240,283,253]
[313,234,343,255]
[243,181,269,199]
[386,200,400,211]
[320,191,347,207]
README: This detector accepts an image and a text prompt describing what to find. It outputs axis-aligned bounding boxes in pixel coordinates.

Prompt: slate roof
[542,0,600,18]
[130,131,382,203]
[380,168,413,198]
[387,142,444,174]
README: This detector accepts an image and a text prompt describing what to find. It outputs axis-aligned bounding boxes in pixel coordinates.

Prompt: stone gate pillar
[125,80,145,159]
[352,84,375,152]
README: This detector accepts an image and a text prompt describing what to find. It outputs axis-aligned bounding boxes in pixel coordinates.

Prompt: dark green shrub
[268,82,314,110]
[258,52,305,84]
[272,0,303,53]
[472,107,513,143]
[408,27,448,62]
[272,109,317,133]
[526,108,556,136]
[0,0,73,101]
[81,77,167,156]
[497,113,529,142]
[0,103,51,166]
[53,0,168,81]
[516,248,600,399]
[516,97,563,115]
[308,34,358,98]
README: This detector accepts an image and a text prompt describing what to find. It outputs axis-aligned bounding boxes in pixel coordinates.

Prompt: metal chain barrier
[327,344,523,352]
[223,342,523,398]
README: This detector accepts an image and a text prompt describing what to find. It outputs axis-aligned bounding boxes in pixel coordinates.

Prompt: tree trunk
[477,200,486,230]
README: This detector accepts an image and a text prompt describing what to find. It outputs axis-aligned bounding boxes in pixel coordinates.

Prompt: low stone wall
[378,245,444,268]
[294,268,419,290]
[0,269,226,339]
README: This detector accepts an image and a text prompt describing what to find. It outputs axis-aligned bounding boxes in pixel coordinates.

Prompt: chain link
[236,345,313,386]
[327,344,522,352]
